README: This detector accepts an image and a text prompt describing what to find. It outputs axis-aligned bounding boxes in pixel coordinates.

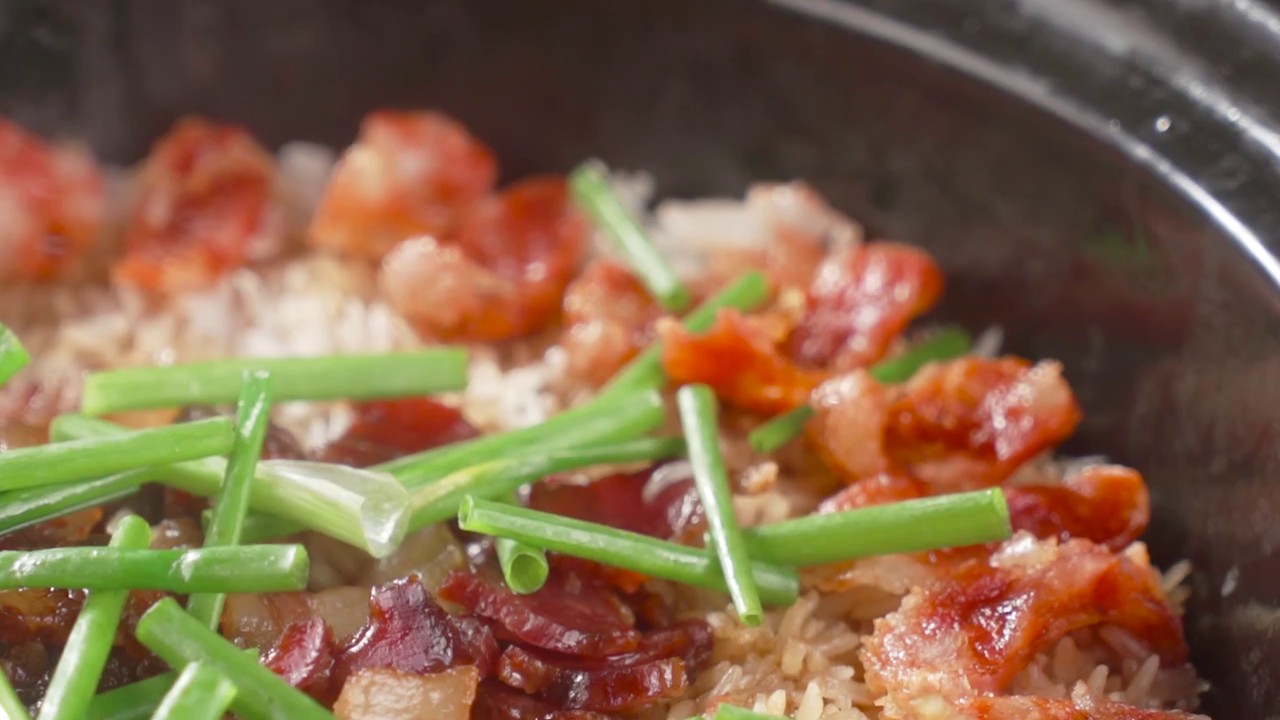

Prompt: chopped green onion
[148,664,236,720]
[0,324,30,388]
[458,497,799,606]
[715,706,786,720]
[495,499,550,596]
[0,667,30,720]
[867,326,971,384]
[0,468,154,538]
[86,672,174,720]
[747,405,812,455]
[570,162,691,312]
[200,508,302,544]
[0,417,233,493]
[188,371,273,631]
[409,437,686,529]
[135,598,333,720]
[600,271,770,398]
[0,544,308,593]
[87,651,259,720]
[747,326,972,453]
[80,348,468,415]
[50,415,408,558]
[743,488,1010,566]
[38,515,152,720]
[677,384,761,626]
[379,389,666,489]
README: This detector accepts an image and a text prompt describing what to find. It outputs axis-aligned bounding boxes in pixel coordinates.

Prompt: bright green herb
[80,348,468,415]
[457,497,799,606]
[135,598,333,720]
[747,326,972,453]
[38,515,152,720]
[200,508,302,544]
[495,495,550,596]
[50,414,408,558]
[0,666,30,720]
[85,671,174,720]
[408,437,686,529]
[0,544,308,593]
[715,705,787,719]
[379,389,666,489]
[0,324,30,388]
[148,664,236,720]
[0,468,154,537]
[677,384,761,626]
[600,271,770,398]
[187,371,273,630]
[0,417,233,493]
[743,488,1011,566]
[570,162,691,312]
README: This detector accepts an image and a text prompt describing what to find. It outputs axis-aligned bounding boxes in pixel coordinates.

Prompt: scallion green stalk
[80,348,468,415]
[187,371,273,630]
[0,469,154,538]
[457,497,799,606]
[0,324,30,388]
[570,162,691,312]
[38,515,152,720]
[148,664,236,720]
[134,598,333,720]
[0,545,308,593]
[677,384,761,626]
[0,418,233,493]
[0,666,30,720]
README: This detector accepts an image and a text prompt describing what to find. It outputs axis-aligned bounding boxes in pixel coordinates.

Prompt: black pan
[2,0,1277,716]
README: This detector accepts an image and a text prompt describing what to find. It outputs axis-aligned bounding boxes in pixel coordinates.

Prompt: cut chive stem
[0,667,30,720]
[188,371,273,631]
[0,417,234,493]
[148,664,236,720]
[0,324,30,388]
[86,651,259,720]
[715,706,786,720]
[743,488,1011,565]
[600,271,770,398]
[0,468,154,538]
[0,545,308,593]
[50,415,408,558]
[747,326,973,454]
[135,598,334,720]
[201,509,303,545]
[457,496,799,606]
[677,384,762,626]
[38,515,152,720]
[379,389,666,489]
[495,496,550,596]
[409,437,686,530]
[80,348,468,415]
[570,162,691,312]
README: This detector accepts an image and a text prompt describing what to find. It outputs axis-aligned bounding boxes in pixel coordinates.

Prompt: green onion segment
[0,468,154,537]
[38,515,152,720]
[149,664,237,720]
[134,598,333,720]
[0,324,30,388]
[187,371,273,630]
[570,162,691,312]
[600,271,770,398]
[80,348,468,415]
[0,666,30,720]
[677,384,761,626]
[458,497,799,606]
[0,545,308,593]
[0,417,234,493]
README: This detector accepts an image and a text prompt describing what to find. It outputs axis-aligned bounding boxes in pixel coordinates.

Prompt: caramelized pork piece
[960,694,1207,720]
[787,242,943,369]
[320,397,478,468]
[862,535,1191,720]
[309,111,497,259]
[380,176,587,341]
[660,309,822,415]
[561,260,663,387]
[0,118,104,282]
[114,117,282,292]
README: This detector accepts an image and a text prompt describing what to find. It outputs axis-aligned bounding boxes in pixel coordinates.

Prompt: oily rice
[0,162,1203,718]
